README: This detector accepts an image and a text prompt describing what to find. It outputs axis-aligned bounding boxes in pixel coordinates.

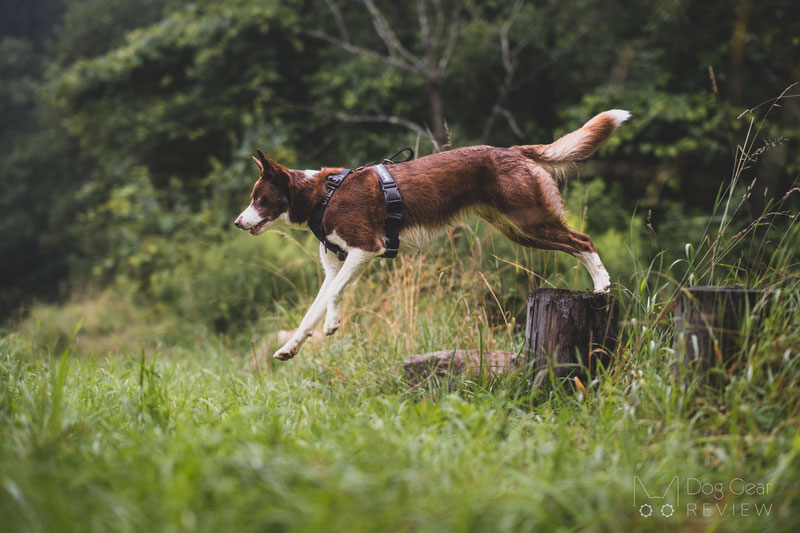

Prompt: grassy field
[3,137,800,531]
[2,229,799,533]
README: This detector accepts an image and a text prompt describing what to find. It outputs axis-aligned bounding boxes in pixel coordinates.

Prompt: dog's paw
[593,283,611,293]
[273,343,298,360]
[323,317,340,336]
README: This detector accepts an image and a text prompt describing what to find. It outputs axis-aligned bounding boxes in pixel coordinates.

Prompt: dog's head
[234,149,293,235]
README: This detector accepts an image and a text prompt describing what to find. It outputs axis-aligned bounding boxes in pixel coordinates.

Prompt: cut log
[674,286,768,369]
[403,350,520,387]
[525,289,619,381]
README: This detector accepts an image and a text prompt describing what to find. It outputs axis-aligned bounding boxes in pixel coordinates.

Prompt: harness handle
[383,146,414,164]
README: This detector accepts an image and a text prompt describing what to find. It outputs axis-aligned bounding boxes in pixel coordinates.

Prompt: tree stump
[674,286,768,369]
[525,289,619,381]
[403,350,520,388]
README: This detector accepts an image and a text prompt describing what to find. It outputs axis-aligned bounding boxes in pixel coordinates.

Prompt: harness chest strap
[306,163,404,261]
[307,168,352,261]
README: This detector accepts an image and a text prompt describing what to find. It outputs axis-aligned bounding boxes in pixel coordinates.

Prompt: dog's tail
[513,109,630,176]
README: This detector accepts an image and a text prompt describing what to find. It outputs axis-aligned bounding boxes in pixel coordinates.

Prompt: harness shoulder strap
[374,164,403,258]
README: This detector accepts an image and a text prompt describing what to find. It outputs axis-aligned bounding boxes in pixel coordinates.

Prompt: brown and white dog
[235,109,630,360]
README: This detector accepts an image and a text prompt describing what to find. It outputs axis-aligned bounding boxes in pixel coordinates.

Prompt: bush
[148,230,320,332]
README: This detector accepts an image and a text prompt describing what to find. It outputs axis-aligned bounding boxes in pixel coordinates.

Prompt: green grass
[1,290,798,533]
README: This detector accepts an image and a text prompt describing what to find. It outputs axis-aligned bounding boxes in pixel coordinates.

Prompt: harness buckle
[384,187,402,205]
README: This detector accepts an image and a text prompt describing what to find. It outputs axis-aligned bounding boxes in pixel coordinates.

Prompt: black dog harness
[307,147,412,261]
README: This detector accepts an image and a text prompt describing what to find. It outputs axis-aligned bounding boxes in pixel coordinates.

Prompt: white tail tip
[606,109,631,126]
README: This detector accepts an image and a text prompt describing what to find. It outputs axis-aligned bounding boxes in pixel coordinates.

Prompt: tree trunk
[426,73,447,149]
[525,289,619,381]
[674,286,768,370]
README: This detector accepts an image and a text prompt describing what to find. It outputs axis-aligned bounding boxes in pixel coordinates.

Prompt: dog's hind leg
[574,249,611,293]
[490,217,611,292]
[273,243,343,360]
[323,248,379,336]
[537,223,610,292]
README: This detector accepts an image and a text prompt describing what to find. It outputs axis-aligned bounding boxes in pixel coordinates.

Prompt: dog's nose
[234,216,244,229]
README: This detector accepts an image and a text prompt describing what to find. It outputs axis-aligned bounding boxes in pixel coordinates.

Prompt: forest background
[1,0,798,328]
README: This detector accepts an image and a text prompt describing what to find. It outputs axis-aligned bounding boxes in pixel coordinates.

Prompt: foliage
[2,0,799,319]
[53,1,304,183]
[147,231,321,333]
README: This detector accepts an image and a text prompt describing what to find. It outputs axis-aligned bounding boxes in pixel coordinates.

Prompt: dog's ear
[255,149,291,188]
[251,155,264,173]
[256,149,277,172]
[255,149,281,175]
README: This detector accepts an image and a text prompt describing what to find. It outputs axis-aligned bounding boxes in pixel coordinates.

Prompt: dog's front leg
[323,248,377,336]
[273,244,343,360]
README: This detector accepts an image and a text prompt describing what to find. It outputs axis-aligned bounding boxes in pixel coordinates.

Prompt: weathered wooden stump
[674,286,768,369]
[403,350,520,387]
[525,289,619,381]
